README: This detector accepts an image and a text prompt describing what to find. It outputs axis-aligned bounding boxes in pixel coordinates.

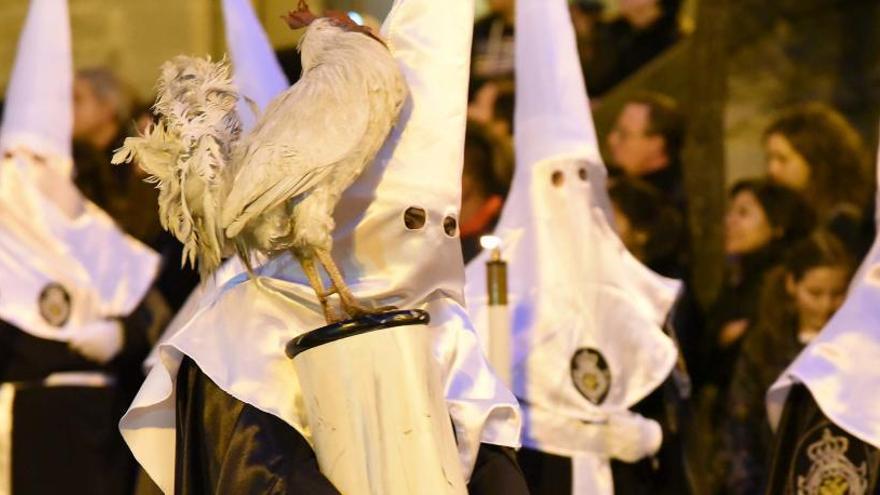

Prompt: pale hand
[604,411,663,463]
[68,320,124,364]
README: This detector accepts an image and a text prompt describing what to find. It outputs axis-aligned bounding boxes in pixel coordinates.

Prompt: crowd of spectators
[0,2,870,492]
[461,3,874,493]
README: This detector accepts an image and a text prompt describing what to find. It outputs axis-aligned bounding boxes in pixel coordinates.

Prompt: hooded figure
[764,128,880,493]
[0,0,161,493]
[464,0,683,492]
[119,0,526,493]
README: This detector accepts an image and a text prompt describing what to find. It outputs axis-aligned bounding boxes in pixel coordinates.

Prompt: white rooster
[114,1,408,322]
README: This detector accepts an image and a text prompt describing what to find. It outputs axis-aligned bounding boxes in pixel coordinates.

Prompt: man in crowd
[606,92,688,278]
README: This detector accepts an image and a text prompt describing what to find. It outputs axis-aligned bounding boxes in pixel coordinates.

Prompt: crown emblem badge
[38,282,71,328]
[570,348,611,405]
[797,428,868,495]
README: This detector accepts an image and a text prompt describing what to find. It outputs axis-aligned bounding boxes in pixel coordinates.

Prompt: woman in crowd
[701,179,815,392]
[721,231,853,494]
[764,102,873,256]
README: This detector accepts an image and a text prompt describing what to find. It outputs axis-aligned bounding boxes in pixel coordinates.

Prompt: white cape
[122,255,521,493]
[0,152,159,340]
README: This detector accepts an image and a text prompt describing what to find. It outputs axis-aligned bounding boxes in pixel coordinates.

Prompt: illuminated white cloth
[767,137,880,449]
[0,0,159,342]
[120,0,521,492]
[0,0,73,173]
[220,0,290,130]
[465,0,679,491]
[0,154,159,341]
[141,258,244,373]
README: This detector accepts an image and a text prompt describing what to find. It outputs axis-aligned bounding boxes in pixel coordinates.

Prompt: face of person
[765,133,811,192]
[607,102,666,177]
[724,190,775,255]
[787,265,849,337]
[611,204,647,261]
[72,78,114,141]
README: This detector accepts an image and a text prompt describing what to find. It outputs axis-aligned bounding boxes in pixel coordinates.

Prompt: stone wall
[0,0,327,100]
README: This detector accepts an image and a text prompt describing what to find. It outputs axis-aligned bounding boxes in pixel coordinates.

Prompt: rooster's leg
[313,248,375,319]
[295,251,338,323]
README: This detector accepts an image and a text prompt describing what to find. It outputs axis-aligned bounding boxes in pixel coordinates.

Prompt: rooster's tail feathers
[112,55,244,278]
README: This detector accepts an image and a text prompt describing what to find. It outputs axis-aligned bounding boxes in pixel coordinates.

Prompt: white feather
[222,18,408,260]
[112,56,242,277]
[114,19,407,279]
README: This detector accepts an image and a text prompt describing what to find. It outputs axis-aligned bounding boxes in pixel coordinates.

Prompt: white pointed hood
[322,0,475,305]
[0,0,73,170]
[767,128,880,449]
[465,0,679,454]
[121,1,520,492]
[0,0,159,342]
[220,0,290,130]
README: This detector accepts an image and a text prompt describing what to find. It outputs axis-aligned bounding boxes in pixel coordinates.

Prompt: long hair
[748,231,854,385]
[729,178,816,250]
[764,103,871,218]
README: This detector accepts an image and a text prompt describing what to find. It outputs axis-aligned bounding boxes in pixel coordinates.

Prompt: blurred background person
[0,2,167,492]
[720,231,852,494]
[763,102,873,257]
[607,92,686,212]
[71,67,199,310]
[688,179,814,493]
[606,92,689,277]
[72,67,161,244]
[586,0,682,97]
[608,175,684,277]
[460,120,514,262]
[471,0,515,93]
[569,0,605,88]
[701,179,815,392]
[468,78,516,142]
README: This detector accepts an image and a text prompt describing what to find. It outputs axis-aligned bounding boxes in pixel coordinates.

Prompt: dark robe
[516,377,694,495]
[584,0,681,97]
[720,315,804,494]
[765,384,880,494]
[701,246,781,393]
[174,357,530,494]
[0,298,155,495]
